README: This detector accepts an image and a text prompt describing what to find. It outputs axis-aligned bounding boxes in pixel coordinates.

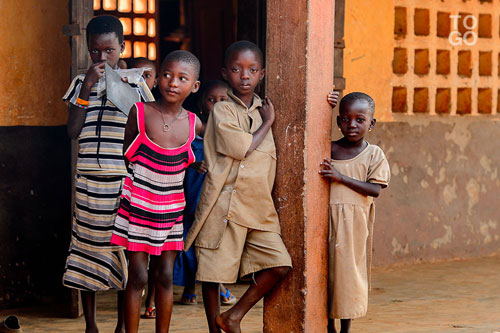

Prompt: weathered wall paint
[264,0,334,331]
[343,0,500,265]
[0,1,72,308]
[303,1,334,330]
[367,117,500,266]
[0,1,70,126]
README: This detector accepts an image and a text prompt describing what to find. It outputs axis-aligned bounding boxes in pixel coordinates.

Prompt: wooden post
[332,0,346,139]
[65,0,94,318]
[264,0,335,332]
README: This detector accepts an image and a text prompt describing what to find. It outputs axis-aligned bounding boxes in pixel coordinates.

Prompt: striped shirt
[63,74,154,176]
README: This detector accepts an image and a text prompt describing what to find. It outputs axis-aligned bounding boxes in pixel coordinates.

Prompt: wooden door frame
[63,0,346,327]
[263,0,343,331]
[63,0,94,318]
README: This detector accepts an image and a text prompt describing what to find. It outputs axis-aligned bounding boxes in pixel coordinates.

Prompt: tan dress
[328,143,390,319]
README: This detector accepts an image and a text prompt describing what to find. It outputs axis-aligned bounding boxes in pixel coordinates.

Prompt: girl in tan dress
[320,91,391,333]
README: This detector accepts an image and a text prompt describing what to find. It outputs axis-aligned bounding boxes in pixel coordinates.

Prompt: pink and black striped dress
[111,102,196,255]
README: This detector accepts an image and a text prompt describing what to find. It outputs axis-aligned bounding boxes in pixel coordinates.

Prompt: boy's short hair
[86,15,124,44]
[339,92,375,115]
[224,40,264,68]
[128,57,156,73]
[161,50,201,79]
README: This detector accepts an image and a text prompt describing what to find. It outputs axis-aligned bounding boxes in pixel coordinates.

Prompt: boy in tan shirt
[185,41,292,333]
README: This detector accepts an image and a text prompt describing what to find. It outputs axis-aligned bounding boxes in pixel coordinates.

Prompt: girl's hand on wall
[327,85,340,108]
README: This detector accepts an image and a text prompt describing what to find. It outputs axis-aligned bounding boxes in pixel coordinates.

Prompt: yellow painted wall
[0,1,70,126]
[343,0,500,265]
[343,0,394,121]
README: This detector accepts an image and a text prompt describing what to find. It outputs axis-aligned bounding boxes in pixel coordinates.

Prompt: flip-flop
[180,293,197,305]
[0,315,23,332]
[141,307,156,319]
[220,288,237,306]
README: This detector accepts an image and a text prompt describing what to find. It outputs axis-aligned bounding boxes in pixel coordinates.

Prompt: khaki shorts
[195,221,292,283]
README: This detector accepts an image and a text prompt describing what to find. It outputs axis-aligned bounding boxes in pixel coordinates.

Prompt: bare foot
[216,312,241,333]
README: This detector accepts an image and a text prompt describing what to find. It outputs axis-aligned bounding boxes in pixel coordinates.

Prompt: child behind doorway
[127,57,157,94]
[173,80,237,307]
[320,92,391,333]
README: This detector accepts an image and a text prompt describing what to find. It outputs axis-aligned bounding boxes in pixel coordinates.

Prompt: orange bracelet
[76,97,89,106]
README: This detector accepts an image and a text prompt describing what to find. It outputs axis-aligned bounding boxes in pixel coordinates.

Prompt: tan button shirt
[185,91,281,250]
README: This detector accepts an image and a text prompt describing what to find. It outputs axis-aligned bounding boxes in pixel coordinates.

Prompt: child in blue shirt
[174,80,237,306]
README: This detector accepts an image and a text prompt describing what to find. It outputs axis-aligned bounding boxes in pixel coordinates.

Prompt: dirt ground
[355,256,500,333]
[1,256,499,332]
[0,284,262,333]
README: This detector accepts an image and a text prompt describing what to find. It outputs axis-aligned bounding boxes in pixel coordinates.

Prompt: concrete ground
[1,256,499,332]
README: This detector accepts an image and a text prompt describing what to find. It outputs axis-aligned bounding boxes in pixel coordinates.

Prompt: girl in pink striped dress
[111,51,202,332]
[112,102,196,253]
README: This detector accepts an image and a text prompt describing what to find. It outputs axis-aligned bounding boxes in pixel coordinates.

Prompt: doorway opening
[93,0,266,83]
[88,0,267,326]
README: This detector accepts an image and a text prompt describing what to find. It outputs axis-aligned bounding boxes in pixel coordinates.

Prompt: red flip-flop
[141,307,156,319]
